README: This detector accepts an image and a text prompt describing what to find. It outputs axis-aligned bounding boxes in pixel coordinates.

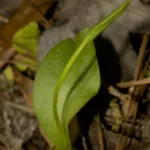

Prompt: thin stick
[108,86,129,101]
[134,34,149,79]
[0,48,16,68]
[0,98,34,114]
[116,33,149,150]
[82,137,88,150]
[96,113,105,150]
[117,77,150,88]
[0,16,8,23]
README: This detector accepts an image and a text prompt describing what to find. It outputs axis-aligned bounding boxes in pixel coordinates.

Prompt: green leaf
[3,65,14,86]
[13,54,38,72]
[34,39,75,150]
[33,27,100,150]
[12,22,39,72]
[12,22,40,55]
[33,1,130,150]
[62,28,100,125]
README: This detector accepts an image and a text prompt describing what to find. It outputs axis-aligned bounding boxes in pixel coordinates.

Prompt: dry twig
[0,48,15,68]
[0,16,8,23]
[108,86,129,101]
[0,98,34,114]
[117,77,150,88]
[116,34,149,150]
[96,113,105,150]
[134,34,149,79]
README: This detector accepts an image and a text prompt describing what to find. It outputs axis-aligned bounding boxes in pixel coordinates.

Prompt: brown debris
[0,0,53,56]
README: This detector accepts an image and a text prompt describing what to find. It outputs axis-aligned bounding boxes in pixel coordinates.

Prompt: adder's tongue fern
[53,0,130,126]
